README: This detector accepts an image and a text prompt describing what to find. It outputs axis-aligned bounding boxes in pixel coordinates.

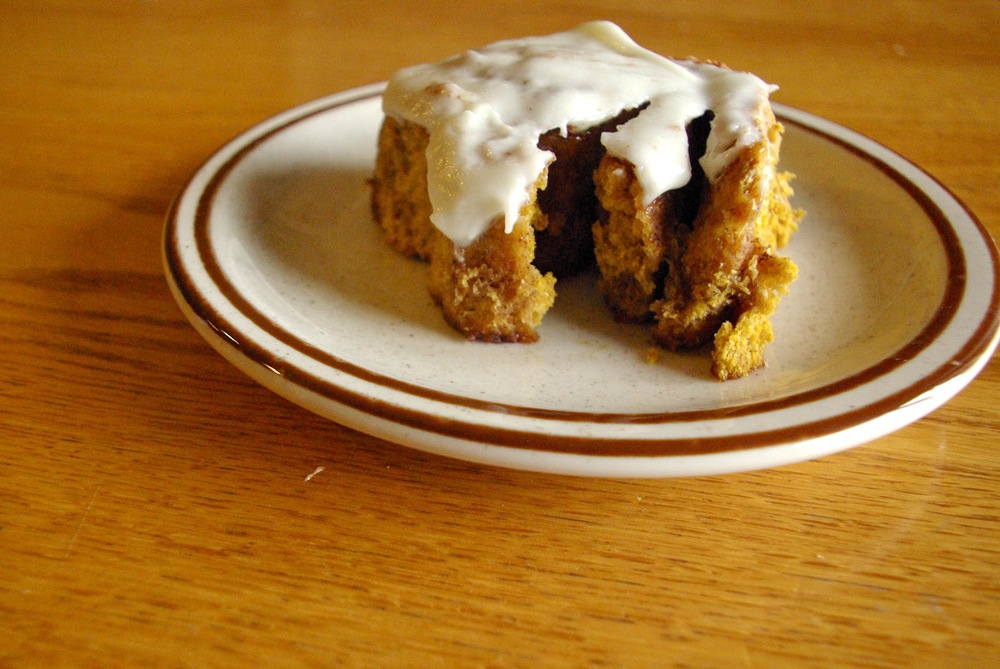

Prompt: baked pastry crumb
[370,21,803,379]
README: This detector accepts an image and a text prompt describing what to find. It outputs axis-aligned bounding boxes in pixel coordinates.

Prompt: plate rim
[163,83,1000,474]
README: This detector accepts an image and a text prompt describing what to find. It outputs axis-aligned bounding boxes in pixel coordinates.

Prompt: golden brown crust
[371,116,437,260]
[711,253,797,380]
[370,99,802,378]
[591,156,675,323]
[371,116,619,343]
[590,105,802,379]
[427,204,556,343]
[591,110,713,325]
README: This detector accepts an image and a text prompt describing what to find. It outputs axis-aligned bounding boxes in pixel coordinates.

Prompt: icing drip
[382,21,775,248]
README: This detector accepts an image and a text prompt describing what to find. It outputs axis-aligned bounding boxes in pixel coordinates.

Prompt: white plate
[163,83,1000,477]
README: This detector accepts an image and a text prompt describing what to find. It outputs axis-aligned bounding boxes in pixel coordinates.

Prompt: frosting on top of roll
[382,21,775,247]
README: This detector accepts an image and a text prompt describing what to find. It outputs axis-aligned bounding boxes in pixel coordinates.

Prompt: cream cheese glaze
[382,21,776,248]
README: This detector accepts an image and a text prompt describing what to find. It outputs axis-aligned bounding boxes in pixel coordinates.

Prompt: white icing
[382,21,775,248]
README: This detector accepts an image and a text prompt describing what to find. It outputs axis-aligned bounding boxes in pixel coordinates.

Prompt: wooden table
[3,1,999,666]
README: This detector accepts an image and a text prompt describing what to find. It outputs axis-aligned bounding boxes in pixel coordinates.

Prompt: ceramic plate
[163,83,999,477]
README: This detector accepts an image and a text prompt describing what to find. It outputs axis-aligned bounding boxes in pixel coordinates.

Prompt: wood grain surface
[2,1,999,667]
